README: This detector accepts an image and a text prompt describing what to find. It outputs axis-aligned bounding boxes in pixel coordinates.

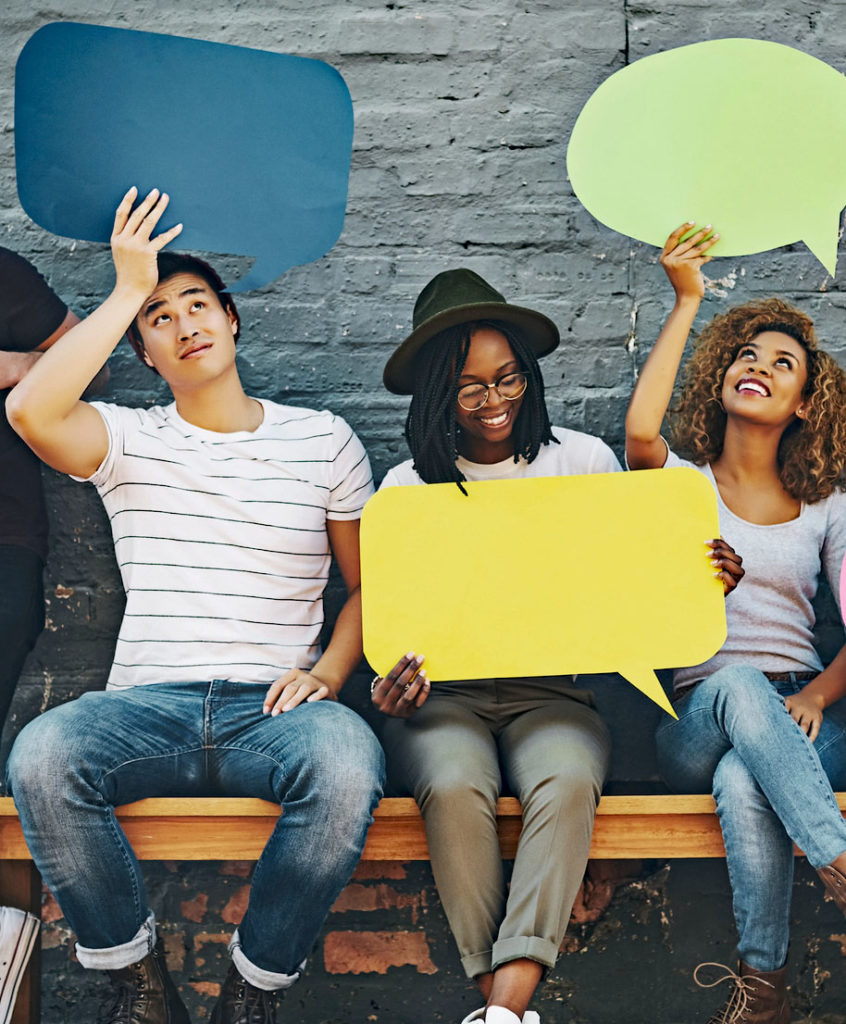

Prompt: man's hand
[0,351,40,390]
[263,668,338,715]
[111,186,183,301]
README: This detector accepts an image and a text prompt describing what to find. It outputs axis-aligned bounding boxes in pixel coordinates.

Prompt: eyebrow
[142,285,209,320]
[457,359,520,383]
[741,342,801,362]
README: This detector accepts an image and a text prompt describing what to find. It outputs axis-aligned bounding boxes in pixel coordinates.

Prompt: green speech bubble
[566,39,846,274]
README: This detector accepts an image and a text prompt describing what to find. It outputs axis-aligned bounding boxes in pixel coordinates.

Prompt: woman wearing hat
[371,269,678,1024]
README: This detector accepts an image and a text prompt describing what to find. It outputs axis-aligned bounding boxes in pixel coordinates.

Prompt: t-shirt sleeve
[656,439,690,470]
[0,248,68,352]
[74,402,143,486]
[327,415,375,519]
[589,437,623,474]
[821,491,846,614]
[378,460,422,489]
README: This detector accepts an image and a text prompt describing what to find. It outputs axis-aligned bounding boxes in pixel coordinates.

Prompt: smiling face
[721,329,809,428]
[454,326,526,463]
[134,272,240,390]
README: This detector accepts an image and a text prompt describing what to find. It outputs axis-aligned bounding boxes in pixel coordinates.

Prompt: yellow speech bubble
[361,468,726,716]
[566,39,846,274]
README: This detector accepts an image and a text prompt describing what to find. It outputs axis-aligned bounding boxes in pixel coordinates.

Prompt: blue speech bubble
[15,23,354,292]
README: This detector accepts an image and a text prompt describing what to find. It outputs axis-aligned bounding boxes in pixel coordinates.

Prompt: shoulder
[87,401,169,438]
[379,459,422,489]
[544,427,622,473]
[807,485,846,528]
[0,248,46,287]
[259,401,355,445]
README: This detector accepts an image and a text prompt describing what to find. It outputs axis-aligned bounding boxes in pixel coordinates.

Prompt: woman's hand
[785,689,825,742]
[371,652,430,719]
[660,222,719,302]
[263,668,338,715]
[707,537,744,596]
[111,186,183,300]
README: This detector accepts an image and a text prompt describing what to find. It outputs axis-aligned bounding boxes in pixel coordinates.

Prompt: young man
[6,188,384,1024]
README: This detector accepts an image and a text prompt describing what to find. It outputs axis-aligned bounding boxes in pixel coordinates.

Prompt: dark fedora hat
[383,268,560,395]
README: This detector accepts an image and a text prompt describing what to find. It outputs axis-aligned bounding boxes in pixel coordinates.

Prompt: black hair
[404,319,557,489]
[125,252,240,372]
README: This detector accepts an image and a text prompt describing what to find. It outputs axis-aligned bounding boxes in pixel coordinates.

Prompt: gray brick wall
[1,1,845,1020]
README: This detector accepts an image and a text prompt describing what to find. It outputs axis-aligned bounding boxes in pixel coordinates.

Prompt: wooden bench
[2,792,844,1024]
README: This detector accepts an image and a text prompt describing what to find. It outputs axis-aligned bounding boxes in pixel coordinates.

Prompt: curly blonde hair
[669,297,846,503]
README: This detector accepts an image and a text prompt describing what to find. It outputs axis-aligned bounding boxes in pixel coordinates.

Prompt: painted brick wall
[1,1,845,1021]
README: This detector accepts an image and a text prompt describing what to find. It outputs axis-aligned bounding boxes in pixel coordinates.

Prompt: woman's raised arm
[625,223,718,469]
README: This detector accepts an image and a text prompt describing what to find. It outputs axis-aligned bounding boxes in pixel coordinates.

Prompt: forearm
[0,350,40,389]
[309,587,364,694]
[803,645,846,709]
[626,295,700,443]
[7,285,142,436]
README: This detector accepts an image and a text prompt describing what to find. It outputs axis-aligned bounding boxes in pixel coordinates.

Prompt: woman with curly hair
[626,223,846,1024]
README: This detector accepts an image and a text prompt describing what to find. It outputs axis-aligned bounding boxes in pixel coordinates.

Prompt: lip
[476,407,511,429]
[735,377,770,397]
[179,342,213,360]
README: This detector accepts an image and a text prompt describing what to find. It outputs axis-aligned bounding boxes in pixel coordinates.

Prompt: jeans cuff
[491,935,558,972]
[75,911,155,970]
[228,929,305,991]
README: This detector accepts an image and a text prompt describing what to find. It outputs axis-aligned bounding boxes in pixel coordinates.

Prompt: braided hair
[405,319,557,488]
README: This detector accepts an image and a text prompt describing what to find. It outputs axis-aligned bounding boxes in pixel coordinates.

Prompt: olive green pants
[380,677,610,978]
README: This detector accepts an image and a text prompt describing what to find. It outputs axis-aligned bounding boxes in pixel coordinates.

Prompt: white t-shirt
[379,427,620,694]
[82,399,374,689]
[380,426,621,488]
[663,447,846,693]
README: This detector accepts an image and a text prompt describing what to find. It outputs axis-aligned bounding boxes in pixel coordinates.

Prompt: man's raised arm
[6,187,181,478]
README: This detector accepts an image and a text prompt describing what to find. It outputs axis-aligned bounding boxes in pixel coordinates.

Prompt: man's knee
[7,699,98,800]
[287,702,385,810]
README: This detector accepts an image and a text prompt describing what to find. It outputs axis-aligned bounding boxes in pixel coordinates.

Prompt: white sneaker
[461,1009,540,1024]
[485,1009,523,1024]
[0,907,39,1024]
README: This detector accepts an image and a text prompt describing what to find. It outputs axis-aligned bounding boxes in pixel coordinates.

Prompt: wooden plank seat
[1,793,844,1024]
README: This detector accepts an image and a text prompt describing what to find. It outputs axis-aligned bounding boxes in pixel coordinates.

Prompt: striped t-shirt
[82,399,374,689]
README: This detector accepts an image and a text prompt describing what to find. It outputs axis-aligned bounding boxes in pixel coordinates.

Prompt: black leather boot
[210,963,278,1024]
[99,938,190,1024]
[696,961,790,1024]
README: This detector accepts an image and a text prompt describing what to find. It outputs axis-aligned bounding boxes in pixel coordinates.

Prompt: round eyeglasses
[456,371,528,411]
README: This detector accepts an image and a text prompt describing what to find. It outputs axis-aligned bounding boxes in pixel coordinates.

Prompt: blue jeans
[7,682,384,988]
[656,665,846,972]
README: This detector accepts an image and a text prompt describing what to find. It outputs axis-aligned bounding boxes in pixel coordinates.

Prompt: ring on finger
[370,674,382,696]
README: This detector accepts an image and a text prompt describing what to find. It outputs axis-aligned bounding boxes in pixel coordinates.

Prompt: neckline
[704,462,803,528]
[166,397,268,440]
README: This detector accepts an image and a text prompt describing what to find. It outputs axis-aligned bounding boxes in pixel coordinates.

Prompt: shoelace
[693,962,774,1024]
[234,979,277,1024]
[97,965,148,1024]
